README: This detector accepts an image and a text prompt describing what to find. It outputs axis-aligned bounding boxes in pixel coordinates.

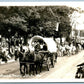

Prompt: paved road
[0,50,84,80]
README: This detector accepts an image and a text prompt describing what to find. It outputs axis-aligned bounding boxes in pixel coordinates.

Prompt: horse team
[15,45,57,76]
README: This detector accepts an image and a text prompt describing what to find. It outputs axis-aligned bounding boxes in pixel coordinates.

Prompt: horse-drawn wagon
[18,35,58,76]
[28,35,57,71]
[19,35,57,76]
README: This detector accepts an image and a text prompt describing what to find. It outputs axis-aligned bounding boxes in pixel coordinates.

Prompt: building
[79,30,84,43]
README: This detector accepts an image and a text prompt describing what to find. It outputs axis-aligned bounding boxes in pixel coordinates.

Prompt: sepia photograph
[0,2,84,81]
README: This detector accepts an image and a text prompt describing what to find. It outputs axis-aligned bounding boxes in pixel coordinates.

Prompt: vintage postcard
[0,1,84,82]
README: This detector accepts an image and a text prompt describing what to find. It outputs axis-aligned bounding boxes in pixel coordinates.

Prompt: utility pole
[48,7,60,41]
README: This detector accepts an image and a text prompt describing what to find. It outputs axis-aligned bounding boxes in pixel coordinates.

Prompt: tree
[0,6,76,39]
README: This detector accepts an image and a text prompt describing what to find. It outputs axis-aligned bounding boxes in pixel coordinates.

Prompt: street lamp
[8,28,11,54]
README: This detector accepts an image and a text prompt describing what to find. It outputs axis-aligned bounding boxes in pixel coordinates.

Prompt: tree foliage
[0,6,75,39]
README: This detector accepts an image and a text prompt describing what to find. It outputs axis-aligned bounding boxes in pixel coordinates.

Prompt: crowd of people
[0,35,84,64]
[0,35,25,63]
[56,41,83,57]
[0,35,84,76]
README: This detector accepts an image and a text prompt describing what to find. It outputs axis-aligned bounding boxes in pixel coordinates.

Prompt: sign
[55,22,59,31]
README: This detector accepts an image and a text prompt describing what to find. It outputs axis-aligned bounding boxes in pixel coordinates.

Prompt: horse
[25,51,43,75]
[18,49,28,76]
[18,48,43,76]
[33,51,43,74]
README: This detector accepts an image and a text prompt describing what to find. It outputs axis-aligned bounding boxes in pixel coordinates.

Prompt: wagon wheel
[47,57,50,71]
[55,53,57,63]
[51,54,55,68]
[21,65,25,76]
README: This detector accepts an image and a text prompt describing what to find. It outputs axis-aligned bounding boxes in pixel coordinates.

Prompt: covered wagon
[28,35,58,71]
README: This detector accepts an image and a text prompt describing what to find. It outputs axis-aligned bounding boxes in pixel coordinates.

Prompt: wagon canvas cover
[29,35,57,53]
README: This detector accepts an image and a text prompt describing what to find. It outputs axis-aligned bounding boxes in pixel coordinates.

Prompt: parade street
[0,50,84,80]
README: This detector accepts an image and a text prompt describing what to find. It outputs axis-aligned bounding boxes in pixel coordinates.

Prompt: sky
[0,2,84,10]
[0,2,83,8]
